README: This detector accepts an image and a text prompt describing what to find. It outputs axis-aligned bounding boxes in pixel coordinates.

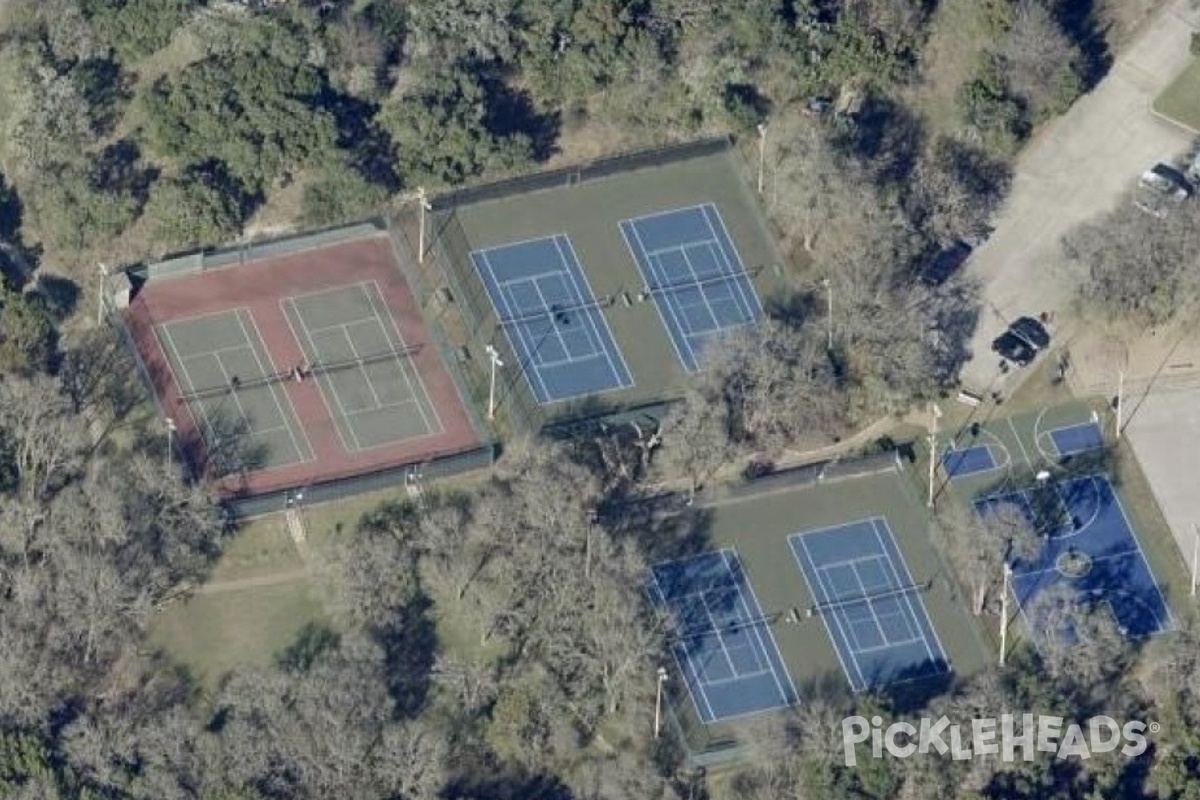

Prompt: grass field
[1154,56,1200,132]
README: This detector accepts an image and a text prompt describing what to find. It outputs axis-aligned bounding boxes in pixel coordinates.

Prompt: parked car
[1140,163,1192,201]
[992,331,1036,367]
[1008,316,1050,350]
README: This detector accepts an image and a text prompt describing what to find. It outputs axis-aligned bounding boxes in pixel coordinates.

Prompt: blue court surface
[789,519,949,693]
[471,235,633,404]
[942,445,998,479]
[974,474,1172,640]
[620,204,764,372]
[1050,422,1105,457]
[648,550,798,723]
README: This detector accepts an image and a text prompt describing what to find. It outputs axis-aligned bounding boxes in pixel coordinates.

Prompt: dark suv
[1009,316,1050,350]
[992,331,1036,367]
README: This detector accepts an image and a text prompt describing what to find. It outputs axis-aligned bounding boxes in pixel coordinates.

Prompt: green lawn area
[1154,56,1200,132]
[149,580,329,686]
[150,477,493,687]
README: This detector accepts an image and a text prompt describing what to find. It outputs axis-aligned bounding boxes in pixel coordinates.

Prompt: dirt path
[959,0,1199,394]
[195,569,310,595]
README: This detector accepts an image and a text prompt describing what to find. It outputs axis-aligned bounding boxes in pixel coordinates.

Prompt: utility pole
[654,667,669,739]
[999,563,1012,666]
[823,277,833,350]
[927,402,942,508]
[756,123,767,195]
[1115,369,1125,440]
[485,344,504,420]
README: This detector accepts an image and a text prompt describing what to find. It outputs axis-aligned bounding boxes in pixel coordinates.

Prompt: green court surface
[1154,56,1200,133]
[433,144,792,432]
[281,281,442,451]
[157,308,314,471]
[658,459,988,765]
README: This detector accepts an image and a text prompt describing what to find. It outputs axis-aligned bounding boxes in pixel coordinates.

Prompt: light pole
[927,402,942,508]
[822,277,833,350]
[165,417,176,468]
[999,562,1012,666]
[756,123,767,195]
[485,344,504,420]
[1115,369,1125,440]
[96,263,109,325]
[416,186,431,264]
[654,666,668,739]
[1191,523,1199,598]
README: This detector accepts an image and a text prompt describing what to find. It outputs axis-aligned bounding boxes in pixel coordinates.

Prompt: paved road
[959,0,1198,393]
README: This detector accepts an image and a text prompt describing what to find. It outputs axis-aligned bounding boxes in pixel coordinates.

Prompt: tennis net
[641,265,762,298]
[807,580,931,618]
[498,296,613,328]
[178,346,421,401]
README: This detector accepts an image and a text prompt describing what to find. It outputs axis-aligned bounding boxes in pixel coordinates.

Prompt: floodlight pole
[165,417,177,469]
[96,263,109,326]
[416,186,431,264]
[654,667,669,739]
[756,123,767,195]
[927,403,942,508]
[999,562,1012,667]
[1192,523,1199,598]
[1115,369,1125,440]
[485,344,504,420]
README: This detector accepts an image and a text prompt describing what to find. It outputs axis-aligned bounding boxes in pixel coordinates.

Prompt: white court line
[870,518,949,673]
[545,241,605,359]
[1008,418,1034,466]
[646,567,717,723]
[642,237,721,260]
[159,323,219,445]
[720,550,796,705]
[676,244,723,335]
[280,297,360,452]
[619,202,713,225]
[235,311,309,462]
[791,532,864,691]
[556,235,634,388]
[827,557,888,668]
[362,280,441,434]
[619,220,692,371]
[210,351,257,441]
[699,593,737,677]
[629,220,699,370]
[339,324,386,407]
[241,312,315,463]
[1098,476,1176,634]
[701,203,765,318]
[478,250,554,403]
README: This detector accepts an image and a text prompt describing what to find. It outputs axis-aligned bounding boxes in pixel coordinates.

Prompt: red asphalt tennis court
[122,232,483,498]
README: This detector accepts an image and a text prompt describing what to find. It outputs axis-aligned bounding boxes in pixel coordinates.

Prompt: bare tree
[907,136,1011,246]
[996,0,1084,122]
[1063,195,1200,326]
[935,500,1041,616]
[1025,583,1129,689]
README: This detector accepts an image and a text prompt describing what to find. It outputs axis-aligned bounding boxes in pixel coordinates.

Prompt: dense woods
[0,1,1189,799]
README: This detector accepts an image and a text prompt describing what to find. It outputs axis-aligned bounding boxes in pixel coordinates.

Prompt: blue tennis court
[1050,422,1105,456]
[620,204,764,372]
[648,550,797,723]
[789,519,949,693]
[942,445,998,479]
[471,235,633,403]
[974,474,1172,640]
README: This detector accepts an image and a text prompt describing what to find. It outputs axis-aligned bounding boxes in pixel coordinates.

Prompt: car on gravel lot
[1008,316,1050,350]
[992,331,1036,367]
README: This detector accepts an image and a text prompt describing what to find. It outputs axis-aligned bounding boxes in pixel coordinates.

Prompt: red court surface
[123,233,483,498]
